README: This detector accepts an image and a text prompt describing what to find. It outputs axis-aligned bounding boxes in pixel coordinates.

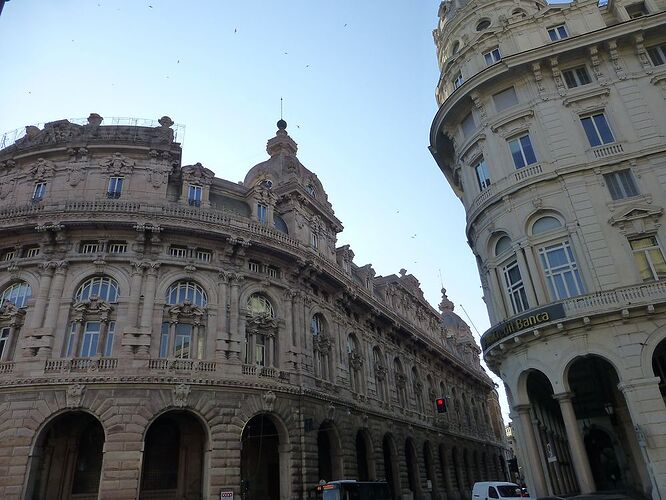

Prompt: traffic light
[436,397,447,414]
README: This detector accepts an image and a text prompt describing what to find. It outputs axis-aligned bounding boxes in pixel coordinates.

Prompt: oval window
[476,19,491,31]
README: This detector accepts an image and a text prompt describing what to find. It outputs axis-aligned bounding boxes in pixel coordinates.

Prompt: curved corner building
[430,0,666,498]
[0,114,506,499]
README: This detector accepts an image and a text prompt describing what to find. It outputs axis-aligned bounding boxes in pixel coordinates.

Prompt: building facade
[430,0,666,499]
[0,115,505,499]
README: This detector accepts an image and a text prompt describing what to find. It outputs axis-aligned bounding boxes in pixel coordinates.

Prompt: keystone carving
[173,383,191,407]
[262,390,277,412]
[66,384,86,408]
[99,152,135,175]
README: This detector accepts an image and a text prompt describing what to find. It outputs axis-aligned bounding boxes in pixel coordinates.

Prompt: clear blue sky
[1,0,513,418]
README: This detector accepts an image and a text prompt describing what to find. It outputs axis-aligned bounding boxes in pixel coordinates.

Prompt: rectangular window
[548,24,569,41]
[581,113,615,146]
[80,321,101,358]
[108,242,127,254]
[255,335,265,366]
[160,323,170,358]
[33,182,46,201]
[169,246,188,259]
[266,266,279,278]
[630,236,666,281]
[2,249,15,261]
[461,113,476,138]
[648,44,666,66]
[174,324,192,359]
[257,203,268,224]
[604,169,639,200]
[493,87,519,112]
[104,321,115,357]
[0,327,10,360]
[25,246,40,258]
[453,71,464,89]
[188,185,202,206]
[539,241,585,300]
[508,134,538,169]
[248,260,260,273]
[196,249,211,262]
[107,176,124,198]
[483,47,502,65]
[502,260,530,314]
[626,2,648,17]
[563,66,591,88]
[66,322,77,357]
[475,159,491,191]
[80,241,100,254]
[311,232,319,249]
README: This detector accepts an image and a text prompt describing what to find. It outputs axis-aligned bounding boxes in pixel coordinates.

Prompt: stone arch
[154,269,218,307]
[424,440,439,496]
[238,282,283,318]
[524,208,567,236]
[561,349,626,392]
[405,436,423,497]
[0,271,39,300]
[382,433,401,499]
[355,428,376,481]
[318,419,344,482]
[61,264,130,301]
[24,410,106,500]
[641,323,666,379]
[485,230,513,260]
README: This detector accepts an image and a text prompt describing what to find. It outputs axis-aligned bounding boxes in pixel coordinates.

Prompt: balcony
[106,190,122,199]
[148,358,217,372]
[592,142,624,159]
[188,198,201,207]
[44,357,118,373]
[0,361,14,374]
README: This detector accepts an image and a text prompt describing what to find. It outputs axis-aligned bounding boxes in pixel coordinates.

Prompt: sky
[0,0,510,419]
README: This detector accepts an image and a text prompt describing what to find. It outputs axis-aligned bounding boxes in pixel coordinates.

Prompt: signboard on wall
[481,303,566,351]
[220,491,233,499]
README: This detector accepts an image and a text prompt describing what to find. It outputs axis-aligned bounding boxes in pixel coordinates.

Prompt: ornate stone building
[0,114,505,499]
[430,0,666,499]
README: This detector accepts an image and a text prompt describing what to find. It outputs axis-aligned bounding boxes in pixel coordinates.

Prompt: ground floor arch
[382,434,400,500]
[355,429,375,481]
[405,437,423,498]
[139,410,207,500]
[26,411,105,500]
[317,420,343,483]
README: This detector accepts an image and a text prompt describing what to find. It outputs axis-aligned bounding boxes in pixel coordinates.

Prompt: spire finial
[277,97,287,131]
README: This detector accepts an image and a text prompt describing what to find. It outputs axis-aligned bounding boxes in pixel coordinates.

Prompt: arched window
[347,334,364,393]
[1,281,32,308]
[412,366,424,413]
[512,8,528,17]
[67,276,120,358]
[494,235,512,256]
[476,19,491,31]
[312,313,332,381]
[244,294,278,367]
[530,215,585,300]
[373,347,387,402]
[492,235,529,315]
[167,280,207,307]
[160,281,208,360]
[394,358,408,408]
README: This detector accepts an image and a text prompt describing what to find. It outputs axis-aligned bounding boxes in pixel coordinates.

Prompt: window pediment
[490,108,534,138]
[459,134,486,164]
[246,314,279,334]
[609,204,663,236]
[167,300,206,324]
[562,86,610,110]
[72,297,114,321]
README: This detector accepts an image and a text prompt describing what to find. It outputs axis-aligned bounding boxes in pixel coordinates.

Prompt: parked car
[473,482,531,500]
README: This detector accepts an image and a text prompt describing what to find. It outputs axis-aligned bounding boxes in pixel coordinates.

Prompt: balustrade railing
[148,359,217,372]
[0,362,14,374]
[44,358,118,372]
[592,142,624,159]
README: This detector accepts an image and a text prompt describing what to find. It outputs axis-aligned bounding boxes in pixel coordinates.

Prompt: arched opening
[355,430,374,480]
[452,446,464,498]
[568,355,650,496]
[27,411,105,500]
[462,448,472,491]
[439,444,453,498]
[405,437,422,497]
[652,337,666,401]
[424,441,439,496]
[382,434,400,500]
[526,369,577,495]
[318,420,342,482]
[140,411,206,500]
[241,414,284,500]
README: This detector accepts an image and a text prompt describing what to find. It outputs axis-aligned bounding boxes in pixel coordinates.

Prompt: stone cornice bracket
[548,56,567,96]
[35,223,65,233]
[531,61,548,100]
[632,32,653,74]
[607,39,627,80]
[469,91,488,126]
[66,384,86,408]
[587,45,607,85]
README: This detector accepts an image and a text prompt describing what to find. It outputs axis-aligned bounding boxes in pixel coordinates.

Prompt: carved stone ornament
[167,300,206,326]
[396,372,407,387]
[608,204,663,236]
[72,297,113,323]
[313,333,332,353]
[181,162,214,185]
[349,350,364,369]
[262,390,277,412]
[0,300,26,326]
[327,403,336,421]
[173,383,191,407]
[66,384,86,408]
[0,176,16,200]
[245,313,279,336]
[99,152,135,175]
[29,158,55,180]
[375,363,387,381]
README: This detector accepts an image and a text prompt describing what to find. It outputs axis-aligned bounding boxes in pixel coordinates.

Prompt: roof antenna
[280,97,283,120]
[438,268,444,289]
[459,303,481,338]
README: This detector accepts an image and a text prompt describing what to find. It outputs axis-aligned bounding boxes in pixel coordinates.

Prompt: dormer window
[32,182,46,202]
[107,176,123,199]
[257,203,268,224]
[188,185,202,207]
[259,179,273,189]
[547,24,568,41]
[306,183,316,198]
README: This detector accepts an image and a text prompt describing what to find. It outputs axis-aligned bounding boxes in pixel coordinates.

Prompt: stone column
[29,262,55,329]
[42,261,68,357]
[126,262,144,329]
[139,262,160,332]
[216,272,229,360]
[228,273,243,361]
[522,246,547,304]
[552,392,595,493]
[515,404,548,497]
[515,245,538,307]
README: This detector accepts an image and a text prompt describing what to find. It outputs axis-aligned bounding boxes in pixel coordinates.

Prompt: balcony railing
[0,361,14,374]
[592,142,624,159]
[469,163,544,215]
[44,357,118,372]
[148,359,217,372]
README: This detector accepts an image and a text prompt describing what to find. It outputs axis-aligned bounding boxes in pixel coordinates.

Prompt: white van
[472,482,526,500]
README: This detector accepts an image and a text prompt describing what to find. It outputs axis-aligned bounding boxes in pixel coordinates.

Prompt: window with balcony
[244,293,278,367]
[483,47,502,66]
[160,281,208,359]
[648,44,666,66]
[107,176,124,198]
[79,241,100,254]
[630,236,666,281]
[493,87,519,112]
[581,113,615,147]
[539,241,585,300]
[547,24,568,41]
[32,182,46,202]
[508,134,538,169]
[563,66,591,88]
[257,203,268,224]
[169,246,188,259]
[461,112,476,138]
[188,185,202,207]
[604,169,639,200]
[453,71,464,89]
[474,158,491,191]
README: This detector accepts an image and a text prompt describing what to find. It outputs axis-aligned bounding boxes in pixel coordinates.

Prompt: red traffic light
[436,398,446,413]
